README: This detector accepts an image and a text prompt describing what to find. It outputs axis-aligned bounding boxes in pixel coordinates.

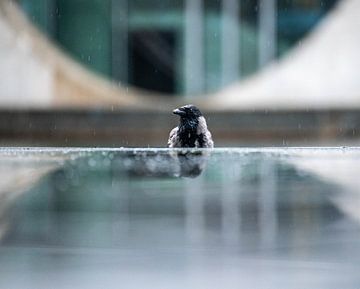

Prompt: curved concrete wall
[0,0,358,111]
[210,0,360,110]
[0,1,173,110]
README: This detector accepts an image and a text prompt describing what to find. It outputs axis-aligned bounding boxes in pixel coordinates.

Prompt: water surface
[0,147,359,289]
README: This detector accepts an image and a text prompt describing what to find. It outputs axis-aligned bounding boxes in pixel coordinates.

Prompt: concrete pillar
[184,0,205,96]
[258,0,277,67]
[221,0,241,86]
[111,0,129,83]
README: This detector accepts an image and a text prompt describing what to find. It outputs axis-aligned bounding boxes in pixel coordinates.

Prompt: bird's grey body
[168,105,214,148]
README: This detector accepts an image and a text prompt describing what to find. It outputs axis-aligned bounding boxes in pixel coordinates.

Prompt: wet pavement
[0,147,359,289]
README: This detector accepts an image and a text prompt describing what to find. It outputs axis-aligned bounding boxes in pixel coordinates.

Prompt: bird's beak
[173,108,186,116]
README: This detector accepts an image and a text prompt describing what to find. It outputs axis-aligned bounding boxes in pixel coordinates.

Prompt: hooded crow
[168,104,214,148]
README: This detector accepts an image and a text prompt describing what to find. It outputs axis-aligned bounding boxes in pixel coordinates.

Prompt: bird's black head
[173,104,202,119]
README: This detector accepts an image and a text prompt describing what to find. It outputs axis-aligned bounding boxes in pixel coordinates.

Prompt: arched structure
[0,0,174,110]
[208,0,360,110]
[0,0,358,111]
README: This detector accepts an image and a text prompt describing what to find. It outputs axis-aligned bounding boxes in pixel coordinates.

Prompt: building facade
[19,0,338,96]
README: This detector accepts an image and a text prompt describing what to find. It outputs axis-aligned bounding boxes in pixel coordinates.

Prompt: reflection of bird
[168,104,214,148]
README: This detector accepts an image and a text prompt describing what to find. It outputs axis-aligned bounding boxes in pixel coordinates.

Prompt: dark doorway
[128,30,176,94]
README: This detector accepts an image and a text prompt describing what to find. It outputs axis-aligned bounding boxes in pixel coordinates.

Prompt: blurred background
[1,2,360,288]
[1,0,359,146]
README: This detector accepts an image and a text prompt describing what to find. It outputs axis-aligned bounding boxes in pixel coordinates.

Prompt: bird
[168,104,214,148]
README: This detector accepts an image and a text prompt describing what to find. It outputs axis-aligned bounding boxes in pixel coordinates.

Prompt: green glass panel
[56,0,112,77]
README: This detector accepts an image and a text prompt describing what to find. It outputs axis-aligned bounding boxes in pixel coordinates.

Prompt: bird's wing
[198,130,214,148]
[203,130,214,148]
[197,117,214,148]
[168,127,180,148]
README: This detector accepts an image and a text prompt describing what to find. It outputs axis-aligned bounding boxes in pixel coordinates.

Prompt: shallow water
[0,147,360,289]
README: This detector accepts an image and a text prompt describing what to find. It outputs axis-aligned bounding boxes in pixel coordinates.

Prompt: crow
[168,104,214,148]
